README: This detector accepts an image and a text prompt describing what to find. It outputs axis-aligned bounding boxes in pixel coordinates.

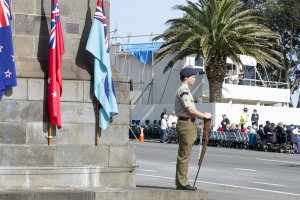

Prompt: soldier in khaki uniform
[175,67,212,191]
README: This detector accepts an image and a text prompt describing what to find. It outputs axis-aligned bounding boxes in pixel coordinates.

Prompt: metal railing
[224,77,288,89]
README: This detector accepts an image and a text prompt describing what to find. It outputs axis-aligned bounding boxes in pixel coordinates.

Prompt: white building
[111,43,298,127]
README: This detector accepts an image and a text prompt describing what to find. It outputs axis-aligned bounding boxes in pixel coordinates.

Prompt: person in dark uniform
[221,114,230,129]
[251,109,259,126]
[257,124,265,141]
[175,67,212,191]
[275,122,287,152]
[263,121,272,135]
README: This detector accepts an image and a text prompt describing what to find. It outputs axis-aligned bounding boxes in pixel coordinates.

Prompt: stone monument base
[0,144,135,189]
[0,187,208,200]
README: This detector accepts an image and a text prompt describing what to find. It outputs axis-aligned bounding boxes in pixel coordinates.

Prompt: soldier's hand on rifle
[203,112,212,120]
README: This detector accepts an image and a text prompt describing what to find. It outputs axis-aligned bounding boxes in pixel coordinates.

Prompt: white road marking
[137,169,156,172]
[252,182,284,187]
[137,174,174,180]
[137,174,300,197]
[256,158,300,165]
[233,168,257,172]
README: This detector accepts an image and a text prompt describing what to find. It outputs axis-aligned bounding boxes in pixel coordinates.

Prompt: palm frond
[153,0,283,73]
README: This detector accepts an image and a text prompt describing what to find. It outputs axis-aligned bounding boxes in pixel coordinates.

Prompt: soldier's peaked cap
[180,67,197,77]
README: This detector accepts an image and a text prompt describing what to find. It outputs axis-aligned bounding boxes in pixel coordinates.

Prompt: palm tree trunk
[206,55,227,102]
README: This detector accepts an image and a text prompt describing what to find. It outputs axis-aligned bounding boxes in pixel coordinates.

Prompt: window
[195,57,205,74]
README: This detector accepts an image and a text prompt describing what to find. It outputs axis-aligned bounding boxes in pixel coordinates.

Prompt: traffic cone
[139,127,144,142]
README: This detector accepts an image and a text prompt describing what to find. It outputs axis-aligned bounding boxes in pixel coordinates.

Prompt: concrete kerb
[0,186,208,200]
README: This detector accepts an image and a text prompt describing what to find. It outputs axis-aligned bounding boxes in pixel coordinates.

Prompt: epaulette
[180,92,189,97]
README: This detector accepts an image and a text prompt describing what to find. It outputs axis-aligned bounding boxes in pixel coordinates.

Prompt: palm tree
[153,0,283,102]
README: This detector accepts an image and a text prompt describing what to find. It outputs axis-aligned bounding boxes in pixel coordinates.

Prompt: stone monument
[0,0,135,189]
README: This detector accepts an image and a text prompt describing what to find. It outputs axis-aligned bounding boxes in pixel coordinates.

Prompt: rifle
[193,118,212,188]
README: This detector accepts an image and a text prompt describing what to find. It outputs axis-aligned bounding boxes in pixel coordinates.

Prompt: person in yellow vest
[240,107,250,129]
[175,67,212,191]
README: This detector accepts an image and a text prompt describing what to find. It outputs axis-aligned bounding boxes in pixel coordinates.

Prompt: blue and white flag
[0,0,17,100]
[86,0,118,130]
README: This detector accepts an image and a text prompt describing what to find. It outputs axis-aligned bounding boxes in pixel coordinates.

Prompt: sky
[109,0,300,105]
[110,0,187,44]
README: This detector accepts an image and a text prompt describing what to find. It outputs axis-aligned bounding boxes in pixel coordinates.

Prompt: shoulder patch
[180,92,189,97]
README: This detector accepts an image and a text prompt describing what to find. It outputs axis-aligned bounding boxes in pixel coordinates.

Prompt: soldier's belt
[178,116,196,122]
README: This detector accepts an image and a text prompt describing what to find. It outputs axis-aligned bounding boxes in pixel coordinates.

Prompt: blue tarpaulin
[121,42,163,65]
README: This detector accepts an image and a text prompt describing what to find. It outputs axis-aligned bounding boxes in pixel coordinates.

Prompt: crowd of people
[215,108,300,154]
[159,109,204,145]
[158,107,300,154]
[160,109,179,143]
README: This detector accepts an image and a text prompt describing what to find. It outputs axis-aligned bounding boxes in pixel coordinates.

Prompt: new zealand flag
[0,0,17,100]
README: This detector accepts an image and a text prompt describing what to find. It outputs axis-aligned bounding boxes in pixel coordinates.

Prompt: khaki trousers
[175,120,197,187]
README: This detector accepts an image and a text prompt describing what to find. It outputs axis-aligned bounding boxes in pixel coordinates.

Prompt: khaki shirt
[175,84,195,117]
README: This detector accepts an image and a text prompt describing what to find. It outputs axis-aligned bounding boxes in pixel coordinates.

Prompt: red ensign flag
[48,0,64,128]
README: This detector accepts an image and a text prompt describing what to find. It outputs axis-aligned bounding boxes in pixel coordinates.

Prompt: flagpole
[95,102,100,145]
[87,0,118,145]
[48,123,53,145]
[48,0,53,146]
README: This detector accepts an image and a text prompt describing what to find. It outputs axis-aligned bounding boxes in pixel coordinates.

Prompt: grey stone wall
[0,0,135,189]
[10,0,109,79]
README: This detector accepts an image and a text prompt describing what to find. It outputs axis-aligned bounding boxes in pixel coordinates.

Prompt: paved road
[133,141,300,200]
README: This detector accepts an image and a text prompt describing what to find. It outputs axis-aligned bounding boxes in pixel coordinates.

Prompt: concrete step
[0,144,135,189]
[0,187,207,200]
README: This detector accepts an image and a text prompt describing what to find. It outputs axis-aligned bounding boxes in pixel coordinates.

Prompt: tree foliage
[241,0,300,95]
[153,0,283,102]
